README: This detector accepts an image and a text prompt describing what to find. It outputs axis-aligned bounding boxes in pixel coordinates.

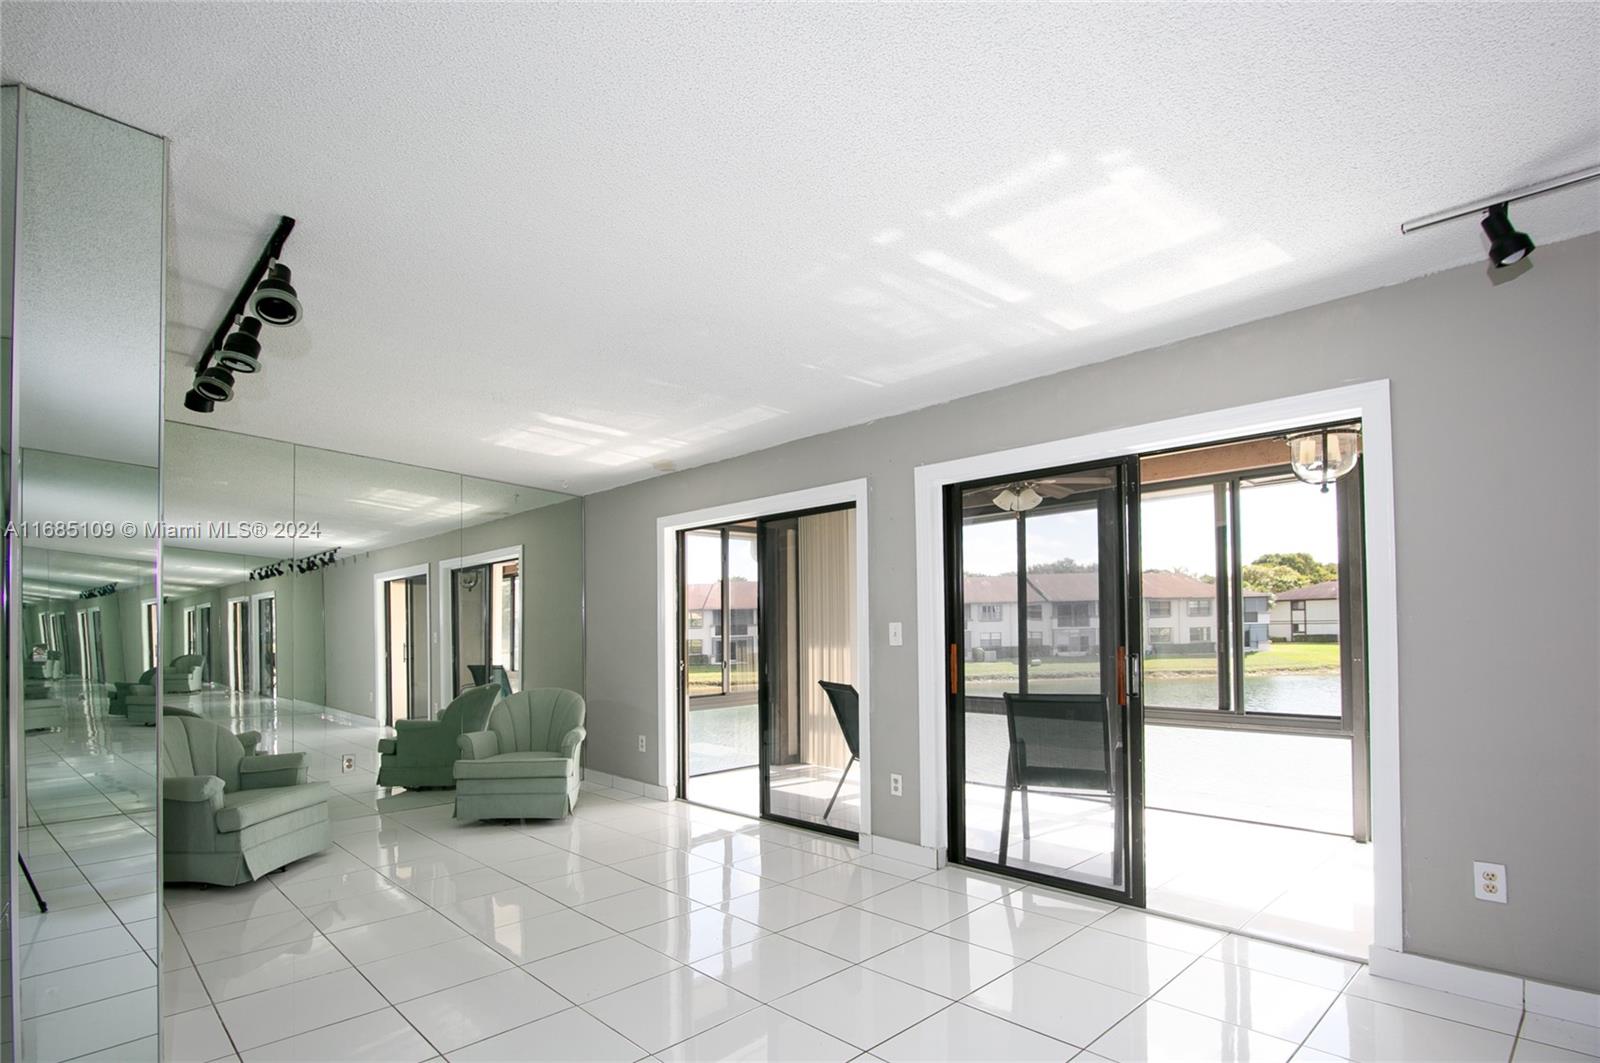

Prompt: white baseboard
[861,834,943,869]
[1525,979,1600,1026]
[1370,945,1600,1021]
[584,769,669,802]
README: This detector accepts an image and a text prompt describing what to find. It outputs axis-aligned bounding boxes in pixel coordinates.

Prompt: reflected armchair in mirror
[161,714,332,885]
[454,688,586,822]
[108,666,157,717]
[377,682,501,789]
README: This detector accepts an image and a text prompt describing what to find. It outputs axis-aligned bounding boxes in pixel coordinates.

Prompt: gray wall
[320,497,585,719]
[164,573,327,705]
[583,233,1600,991]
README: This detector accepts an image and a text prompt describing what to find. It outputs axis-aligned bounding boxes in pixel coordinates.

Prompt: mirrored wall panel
[156,422,582,1057]
[5,85,165,1061]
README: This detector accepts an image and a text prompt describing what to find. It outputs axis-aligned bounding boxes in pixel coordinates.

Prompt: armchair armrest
[458,731,500,760]
[237,730,263,756]
[164,775,225,804]
[394,718,443,733]
[239,751,309,789]
[559,726,586,759]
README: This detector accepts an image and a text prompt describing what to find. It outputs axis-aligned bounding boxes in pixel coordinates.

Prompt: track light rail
[193,215,296,378]
[1400,164,1600,234]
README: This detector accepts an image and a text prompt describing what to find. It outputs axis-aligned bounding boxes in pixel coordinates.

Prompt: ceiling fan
[976,473,1112,513]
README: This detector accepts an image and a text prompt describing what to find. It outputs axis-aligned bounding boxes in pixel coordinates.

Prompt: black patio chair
[817,681,861,821]
[998,691,1118,867]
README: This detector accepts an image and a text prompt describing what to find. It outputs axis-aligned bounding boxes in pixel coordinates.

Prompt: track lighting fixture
[251,264,302,326]
[216,317,264,373]
[1480,203,1534,268]
[193,366,236,402]
[184,215,299,414]
[1400,164,1598,272]
[247,548,339,582]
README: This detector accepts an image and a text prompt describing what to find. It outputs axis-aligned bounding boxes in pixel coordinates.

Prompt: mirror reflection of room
[4,84,166,1060]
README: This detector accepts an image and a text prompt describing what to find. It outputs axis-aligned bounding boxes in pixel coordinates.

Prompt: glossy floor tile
[132,688,1573,1063]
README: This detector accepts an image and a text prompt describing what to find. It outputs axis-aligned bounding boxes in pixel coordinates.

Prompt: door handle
[1116,646,1127,706]
[949,644,959,695]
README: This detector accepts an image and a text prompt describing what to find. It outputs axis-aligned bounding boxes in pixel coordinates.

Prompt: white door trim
[912,380,1400,955]
[373,562,430,722]
[656,479,871,838]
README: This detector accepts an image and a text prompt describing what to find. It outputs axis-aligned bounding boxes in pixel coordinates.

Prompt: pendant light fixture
[1286,425,1361,493]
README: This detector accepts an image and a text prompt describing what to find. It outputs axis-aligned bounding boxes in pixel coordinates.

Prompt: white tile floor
[26,683,1596,1062]
[149,691,1590,1063]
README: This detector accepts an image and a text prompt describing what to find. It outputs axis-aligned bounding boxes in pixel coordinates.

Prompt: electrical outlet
[341,754,356,774]
[889,772,903,797]
[638,735,648,753]
[888,622,903,647]
[1474,861,1507,903]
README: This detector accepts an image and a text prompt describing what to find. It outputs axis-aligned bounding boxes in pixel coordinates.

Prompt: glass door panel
[680,526,760,816]
[255,594,277,696]
[948,459,1141,903]
[758,506,859,837]
[452,563,489,696]
[1139,483,1226,711]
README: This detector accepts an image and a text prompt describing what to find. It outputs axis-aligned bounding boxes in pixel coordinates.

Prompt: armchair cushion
[216,783,331,833]
[454,751,575,780]
[239,752,310,790]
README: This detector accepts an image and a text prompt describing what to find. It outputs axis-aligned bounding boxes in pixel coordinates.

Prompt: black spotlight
[216,317,264,373]
[194,365,236,402]
[183,388,215,413]
[251,263,302,326]
[1482,203,1535,268]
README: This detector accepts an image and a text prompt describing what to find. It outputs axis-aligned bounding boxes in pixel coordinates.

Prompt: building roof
[1274,579,1339,601]
[964,569,1228,605]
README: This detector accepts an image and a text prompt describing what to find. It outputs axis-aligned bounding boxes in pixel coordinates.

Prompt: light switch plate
[1473,861,1507,903]
[888,622,903,647]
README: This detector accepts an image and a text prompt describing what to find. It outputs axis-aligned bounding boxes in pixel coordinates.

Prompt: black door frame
[756,502,860,842]
[943,454,1146,908]
[675,504,861,842]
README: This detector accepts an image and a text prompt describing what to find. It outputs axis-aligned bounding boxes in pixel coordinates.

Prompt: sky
[962,477,1338,576]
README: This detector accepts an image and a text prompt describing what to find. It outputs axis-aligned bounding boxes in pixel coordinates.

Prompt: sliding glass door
[384,573,429,724]
[679,526,761,816]
[228,597,251,691]
[254,592,277,697]
[451,558,522,698]
[946,457,1143,904]
[758,505,859,838]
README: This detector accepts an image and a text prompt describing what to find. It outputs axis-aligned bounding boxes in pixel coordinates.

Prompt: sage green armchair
[376,683,500,789]
[109,667,156,717]
[454,688,585,822]
[165,653,205,693]
[161,714,331,886]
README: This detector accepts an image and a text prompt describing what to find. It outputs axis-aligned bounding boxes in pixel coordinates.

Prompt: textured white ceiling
[4,3,1597,493]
